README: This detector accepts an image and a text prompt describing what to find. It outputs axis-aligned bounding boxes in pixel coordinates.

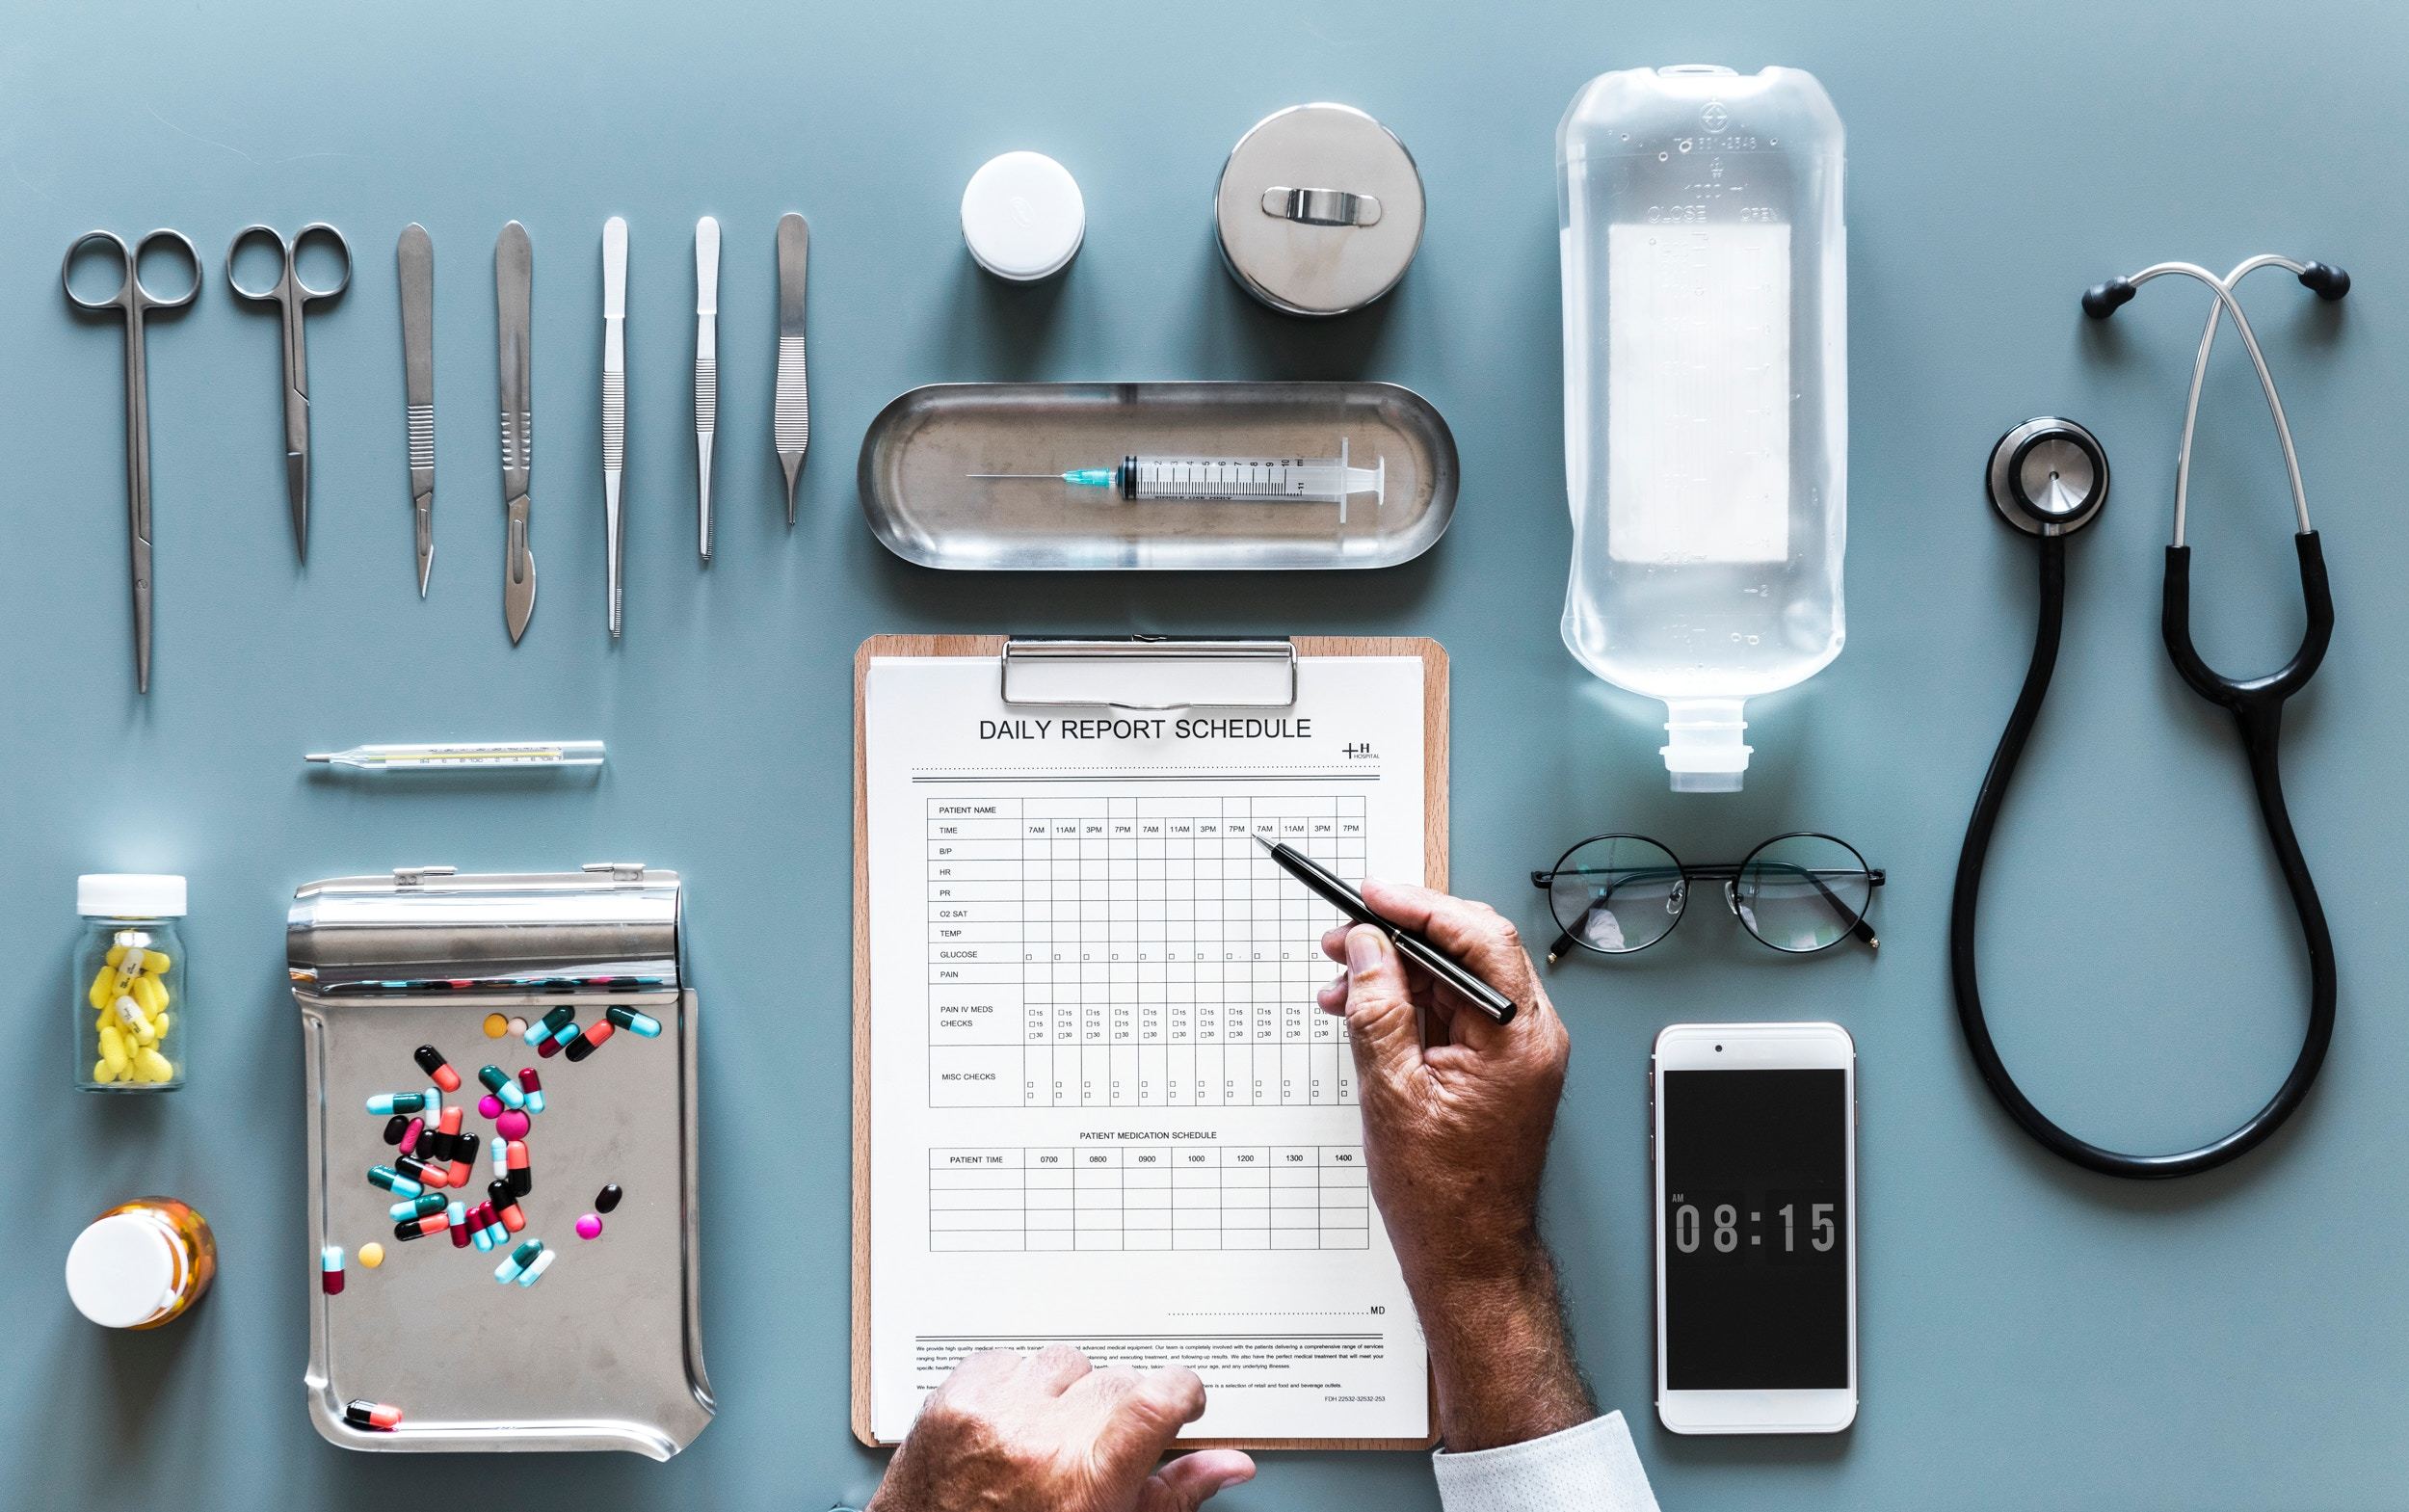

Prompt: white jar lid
[961,151,1085,281]
[78,873,187,917]
[66,1212,180,1328]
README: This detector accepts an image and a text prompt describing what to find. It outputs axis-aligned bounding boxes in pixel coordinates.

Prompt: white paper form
[864,654,1432,1444]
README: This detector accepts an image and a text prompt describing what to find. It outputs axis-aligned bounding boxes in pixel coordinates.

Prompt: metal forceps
[226,223,351,560]
[63,228,199,694]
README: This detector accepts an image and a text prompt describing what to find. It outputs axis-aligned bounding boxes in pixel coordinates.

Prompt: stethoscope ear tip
[2080,278,2136,319]
[2299,261,2351,301]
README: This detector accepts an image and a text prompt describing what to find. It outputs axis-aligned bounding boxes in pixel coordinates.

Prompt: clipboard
[853,634,1448,1450]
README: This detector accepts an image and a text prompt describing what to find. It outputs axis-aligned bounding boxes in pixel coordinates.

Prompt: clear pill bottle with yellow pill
[75,874,188,1091]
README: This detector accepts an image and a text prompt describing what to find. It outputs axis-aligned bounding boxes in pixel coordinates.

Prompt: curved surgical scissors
[63,228,200,694]
[226,223,352,559]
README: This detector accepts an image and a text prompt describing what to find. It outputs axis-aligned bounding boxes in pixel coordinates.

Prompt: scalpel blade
[495,221,535,642]
[398,223,436,596]
[775,212,809,526]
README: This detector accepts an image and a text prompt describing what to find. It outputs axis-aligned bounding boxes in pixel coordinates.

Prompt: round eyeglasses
[1530,833,1884,960]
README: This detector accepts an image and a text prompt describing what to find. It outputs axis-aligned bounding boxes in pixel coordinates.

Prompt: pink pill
[495,1108,531,1141]
[575,1213,602,1240]
[477,1094,504,1120]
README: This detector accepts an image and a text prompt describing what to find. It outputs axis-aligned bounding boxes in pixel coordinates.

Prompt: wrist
[1410,1243,1595,1452]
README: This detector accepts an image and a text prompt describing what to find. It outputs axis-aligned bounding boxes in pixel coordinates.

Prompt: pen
[1253,835,1518,1024]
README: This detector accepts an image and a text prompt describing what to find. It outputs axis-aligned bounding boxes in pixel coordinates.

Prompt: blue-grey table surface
[9,2,2405,1508]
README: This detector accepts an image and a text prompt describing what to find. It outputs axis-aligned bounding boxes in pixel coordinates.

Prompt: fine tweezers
[775,212,810,524]
[694,216,719,564]
[601,216,627,638]
[495,221,536,643]
[397,224,435,596]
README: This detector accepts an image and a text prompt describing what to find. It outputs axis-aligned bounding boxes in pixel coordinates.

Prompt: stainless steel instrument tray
[290,864,711,1458]
[857,381,1458,570]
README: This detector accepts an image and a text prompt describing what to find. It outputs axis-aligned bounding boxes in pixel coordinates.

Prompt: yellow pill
[88,968,116,1011]
[105,944,128,968]
[357,1242,384,1269]
[150,1012,172,1040]
[142,950,172,974]
[135,1048,172,1082]
[98,1023,126,1060]
[130,975,167,1015]
[91,1058,112,1082]
[482,1013,509,1039]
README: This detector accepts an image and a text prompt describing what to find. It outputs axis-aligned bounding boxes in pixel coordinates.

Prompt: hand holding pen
[1315,880,1594,1453]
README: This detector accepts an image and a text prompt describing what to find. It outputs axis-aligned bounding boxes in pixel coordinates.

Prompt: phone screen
[1662,1068,1850,1390]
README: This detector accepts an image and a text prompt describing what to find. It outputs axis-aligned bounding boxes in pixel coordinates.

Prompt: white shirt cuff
[1431,1410,1659,1512]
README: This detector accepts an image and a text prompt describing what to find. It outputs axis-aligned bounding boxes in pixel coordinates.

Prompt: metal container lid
[1215,103,1425,318]
[287,863,681,996]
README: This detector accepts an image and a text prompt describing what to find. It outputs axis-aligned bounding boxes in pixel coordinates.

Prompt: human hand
[1319,881,1592,1450]
[1318,880,1571,1289]
[866,1347,1256,1512]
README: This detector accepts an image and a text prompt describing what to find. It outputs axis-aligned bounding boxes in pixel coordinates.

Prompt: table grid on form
[929,1144,1371,1252]
[928,795,1368,1109]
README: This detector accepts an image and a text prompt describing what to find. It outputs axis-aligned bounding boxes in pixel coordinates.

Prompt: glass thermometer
[304,741,606,772]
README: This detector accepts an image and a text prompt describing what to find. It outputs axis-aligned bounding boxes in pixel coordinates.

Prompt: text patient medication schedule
[862,653,1434,1443]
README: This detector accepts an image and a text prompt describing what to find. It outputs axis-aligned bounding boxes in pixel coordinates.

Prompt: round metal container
[1215,103,1425,317]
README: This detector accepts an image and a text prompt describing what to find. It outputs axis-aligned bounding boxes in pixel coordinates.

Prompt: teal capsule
[524,1004,575,1047]
[365,1090,430,1116]
[388,1192,445,1221]
[368,1164,425,1199]
[479,1065,527,1110]
[548,1019,580,1048]
[605,1005,663,1038]
[494,1237,544,1285]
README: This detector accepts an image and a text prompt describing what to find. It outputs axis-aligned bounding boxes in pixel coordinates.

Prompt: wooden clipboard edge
[854,634,1446,1452]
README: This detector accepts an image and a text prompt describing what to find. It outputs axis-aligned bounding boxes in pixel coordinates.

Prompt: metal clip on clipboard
[998,637,1299,711]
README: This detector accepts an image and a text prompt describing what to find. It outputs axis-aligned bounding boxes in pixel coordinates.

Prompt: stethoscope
[1951,253,2349,1180]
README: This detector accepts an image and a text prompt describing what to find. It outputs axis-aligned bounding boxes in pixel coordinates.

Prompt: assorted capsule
[331,1008,663,1351]
[87,932,177,1085]
[345,1399,403,1432]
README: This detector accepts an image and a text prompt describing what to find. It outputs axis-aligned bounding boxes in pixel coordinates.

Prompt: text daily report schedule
[860,652,1435,1444]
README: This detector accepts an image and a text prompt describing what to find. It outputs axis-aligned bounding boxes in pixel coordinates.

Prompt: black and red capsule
[488,1180,526,1233]
[345,1399,402,1431]
[413,1044,463,1093]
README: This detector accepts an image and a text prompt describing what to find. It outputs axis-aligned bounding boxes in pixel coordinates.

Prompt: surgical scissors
[63,228,199,694]
[226,223,351,560]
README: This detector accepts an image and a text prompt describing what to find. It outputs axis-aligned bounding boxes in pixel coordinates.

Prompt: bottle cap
[65,1211,181,1329]
[77,874,187,917]
[961,151,1085,281]
[1661,700,1752,793]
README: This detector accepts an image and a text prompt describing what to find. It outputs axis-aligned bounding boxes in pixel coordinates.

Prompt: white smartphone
[1652,1021,1858,1434]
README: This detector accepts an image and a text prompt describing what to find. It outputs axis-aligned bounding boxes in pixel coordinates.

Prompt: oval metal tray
[857,381,1458,570]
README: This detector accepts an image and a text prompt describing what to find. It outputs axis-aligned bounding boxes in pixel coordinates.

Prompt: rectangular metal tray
[857,381,1458,570]
[298,975,708,1455]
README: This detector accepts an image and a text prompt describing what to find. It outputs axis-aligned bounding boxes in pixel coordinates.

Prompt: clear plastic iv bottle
[1557,66,1846,790]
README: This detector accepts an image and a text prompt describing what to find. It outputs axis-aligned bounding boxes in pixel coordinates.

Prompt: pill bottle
[65,1197,217,1329]
[76,873,189,1091]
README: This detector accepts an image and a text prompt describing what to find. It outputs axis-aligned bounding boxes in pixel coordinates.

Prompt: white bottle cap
[77,874,187,917]
[1661,699,1752,793]
[65,1212,180,1329]
[961,151,1085,281]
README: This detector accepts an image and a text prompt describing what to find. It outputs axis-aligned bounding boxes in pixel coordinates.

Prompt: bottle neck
[1660,698,1752,792]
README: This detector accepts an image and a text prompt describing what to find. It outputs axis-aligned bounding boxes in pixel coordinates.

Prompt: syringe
[972,439,1384,523]
[304,741,606,772]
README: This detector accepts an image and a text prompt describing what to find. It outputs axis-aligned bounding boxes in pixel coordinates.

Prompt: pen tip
[304,754,330,763]
[1864,933,1880,953]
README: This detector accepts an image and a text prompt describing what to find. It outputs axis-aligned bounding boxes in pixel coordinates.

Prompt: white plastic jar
[1557,66,1846,790]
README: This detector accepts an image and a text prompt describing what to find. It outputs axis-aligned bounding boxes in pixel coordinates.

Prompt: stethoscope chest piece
[1988,416,2108,536]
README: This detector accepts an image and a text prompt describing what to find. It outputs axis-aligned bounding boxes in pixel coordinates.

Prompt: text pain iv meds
[1557,66,1845,790]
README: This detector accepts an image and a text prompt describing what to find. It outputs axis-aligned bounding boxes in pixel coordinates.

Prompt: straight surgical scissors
[64,228,199,694]
[226,223,351,559]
